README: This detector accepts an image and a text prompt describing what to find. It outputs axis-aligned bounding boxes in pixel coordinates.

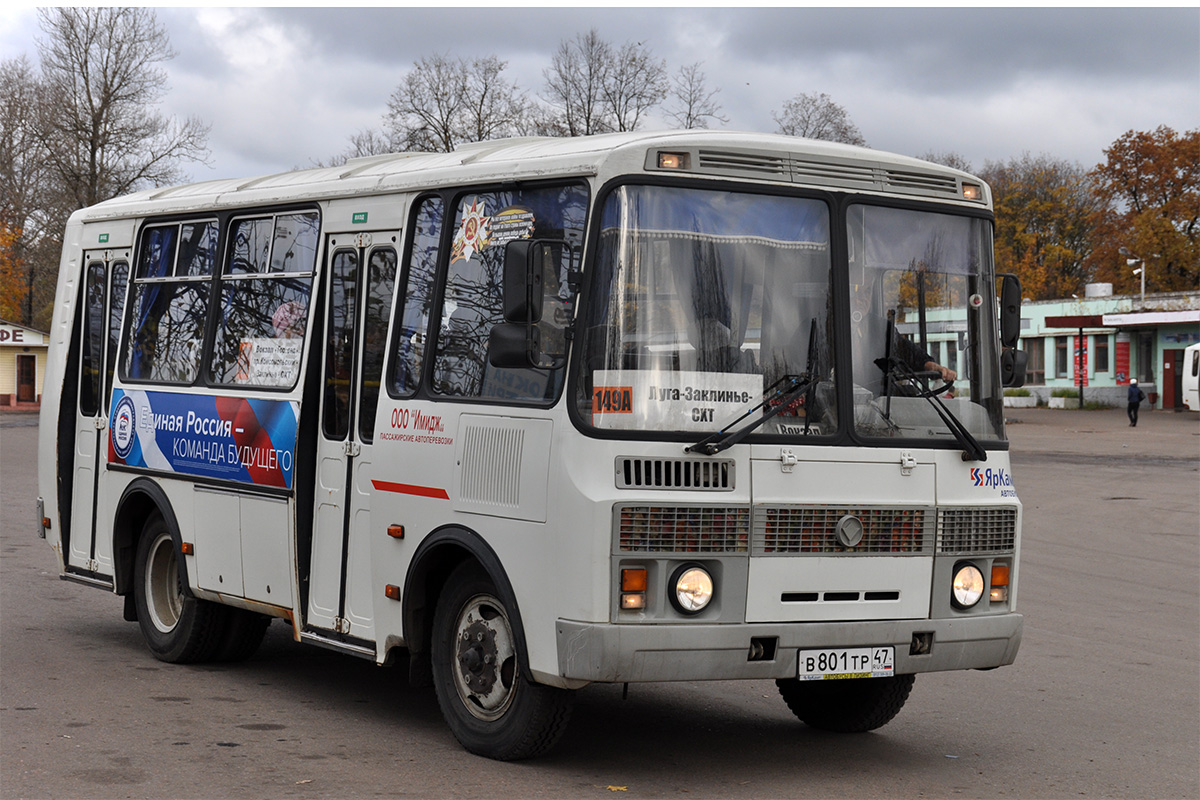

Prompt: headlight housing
[670,565,714,614]
[952,563,985,609]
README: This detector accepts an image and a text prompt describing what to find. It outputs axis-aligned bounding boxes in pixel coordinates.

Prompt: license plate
[797,647,894,680]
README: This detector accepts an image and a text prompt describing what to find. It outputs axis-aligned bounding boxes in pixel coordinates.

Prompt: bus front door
[307,235,397,641]
[67,251,128,576]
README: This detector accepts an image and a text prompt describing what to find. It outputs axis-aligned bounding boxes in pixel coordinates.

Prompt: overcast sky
[3,6,1198,184]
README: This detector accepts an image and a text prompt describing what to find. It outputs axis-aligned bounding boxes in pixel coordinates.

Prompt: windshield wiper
[686,321,822,456]
[684,372,816,455]
[874,352,988,462]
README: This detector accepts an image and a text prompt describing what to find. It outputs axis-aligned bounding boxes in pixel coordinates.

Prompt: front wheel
[430,562,572,760]
[776,674,915,733]
[133,514,227,663]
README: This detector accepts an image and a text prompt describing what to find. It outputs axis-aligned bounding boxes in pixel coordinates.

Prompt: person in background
[1127,379,1146,427]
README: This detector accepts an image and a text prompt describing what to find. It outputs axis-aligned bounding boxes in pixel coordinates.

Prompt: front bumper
[556,613,1022,683]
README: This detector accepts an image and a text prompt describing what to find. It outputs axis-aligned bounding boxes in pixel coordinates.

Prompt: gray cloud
[4,6,1198,181]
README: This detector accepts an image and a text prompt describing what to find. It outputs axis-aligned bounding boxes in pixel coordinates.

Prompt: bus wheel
[133,514,226,663]
[775,674,915,733]
[431,562,572,760]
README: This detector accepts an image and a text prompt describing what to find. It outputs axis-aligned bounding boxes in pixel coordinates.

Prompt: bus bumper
[554,613,1022,683]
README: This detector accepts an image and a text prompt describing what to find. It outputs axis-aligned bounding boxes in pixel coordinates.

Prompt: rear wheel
[430,562,572,760]
[133,514,226,663]
[776,674,915,733]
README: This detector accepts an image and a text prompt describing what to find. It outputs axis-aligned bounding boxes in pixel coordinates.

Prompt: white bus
[37,131,1026,760]
[1183,342,1200,411]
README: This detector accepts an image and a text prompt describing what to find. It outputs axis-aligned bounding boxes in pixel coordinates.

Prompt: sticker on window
[451,200,535,263]
[592,370,760,431]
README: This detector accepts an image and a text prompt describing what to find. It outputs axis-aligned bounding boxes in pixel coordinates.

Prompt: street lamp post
[1118,247,1154,302]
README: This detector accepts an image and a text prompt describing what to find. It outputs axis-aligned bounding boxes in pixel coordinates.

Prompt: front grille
[617,506,749,553]
[615,504,1017,556]
[616,457,734,491]
[936,507,1018,553]
[753,506,931,555]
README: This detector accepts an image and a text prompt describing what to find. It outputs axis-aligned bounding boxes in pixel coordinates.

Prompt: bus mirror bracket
[998,273,1027,387]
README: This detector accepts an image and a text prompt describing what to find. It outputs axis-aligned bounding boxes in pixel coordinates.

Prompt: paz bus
[37,131,1027,760]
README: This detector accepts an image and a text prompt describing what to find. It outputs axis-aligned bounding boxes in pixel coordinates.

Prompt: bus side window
[209,212,318,389]
[122,223,213,384]
[389,196,443,397]
[429,185,586,404]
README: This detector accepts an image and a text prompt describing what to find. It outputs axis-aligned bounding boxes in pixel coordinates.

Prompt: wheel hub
[457,618,498,694]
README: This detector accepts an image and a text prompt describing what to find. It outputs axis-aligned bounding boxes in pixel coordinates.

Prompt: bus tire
[430,562,572,760]
[775,673,915,733]
[133,514,226,664]
[214,608,271,662]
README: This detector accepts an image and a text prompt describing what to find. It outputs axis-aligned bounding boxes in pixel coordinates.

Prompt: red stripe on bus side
[371,480,450,500]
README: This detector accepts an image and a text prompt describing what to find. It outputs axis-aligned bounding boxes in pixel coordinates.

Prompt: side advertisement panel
[108,388,299,489]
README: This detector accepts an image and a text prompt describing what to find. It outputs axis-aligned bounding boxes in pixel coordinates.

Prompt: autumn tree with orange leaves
[1086,126,1199,295]
[979,154,1102,300]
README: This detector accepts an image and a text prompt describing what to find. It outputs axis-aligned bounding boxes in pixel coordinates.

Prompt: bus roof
[72,130,989,222]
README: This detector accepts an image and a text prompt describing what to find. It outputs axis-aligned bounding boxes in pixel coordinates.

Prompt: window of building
[1094,335,1110,372]
[1056,336,1069,377]
[1023,337,1045,385]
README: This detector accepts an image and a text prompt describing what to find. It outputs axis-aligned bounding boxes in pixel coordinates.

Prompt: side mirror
[503,240,547,324]
[998,273,1021,350]
[488,323,541,368]
[997,273,1026,387]
[1001,347,1028,388]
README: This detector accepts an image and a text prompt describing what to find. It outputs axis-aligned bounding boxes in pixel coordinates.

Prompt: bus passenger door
[67,251,128,575]
[308,234,397,640]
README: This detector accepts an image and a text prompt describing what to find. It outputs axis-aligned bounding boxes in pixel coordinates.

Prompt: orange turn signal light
[180,542,194,555]
[621,568,647,592]
[384,584,401,600]
[387,524,405,539]
[991,564,1010,587]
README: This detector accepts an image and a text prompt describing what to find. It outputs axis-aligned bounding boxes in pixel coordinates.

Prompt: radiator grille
[616,457,734,491]
[617,506,749,553]
[753,507,931,555]
[615,504,1017,556]
[936,507,1018,553]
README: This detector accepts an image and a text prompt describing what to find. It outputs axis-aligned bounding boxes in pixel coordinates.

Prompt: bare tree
[542,30,668,137]
[36,7,209,210]
[772,92,866,146]
[665,61,728,130]
[542,30,613,137]
[918,150,974,173]
[603,41,667,132]
[385,53,531,153]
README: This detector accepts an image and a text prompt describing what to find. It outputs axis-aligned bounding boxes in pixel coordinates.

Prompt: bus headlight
[670,565,713,614]
[952,563,985,609]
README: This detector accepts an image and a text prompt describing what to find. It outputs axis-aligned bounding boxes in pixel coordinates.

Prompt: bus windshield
[577,184,1005,445]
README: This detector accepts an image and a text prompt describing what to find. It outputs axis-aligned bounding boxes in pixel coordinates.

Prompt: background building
[0,320,50,407]
[1012,286,1199,410]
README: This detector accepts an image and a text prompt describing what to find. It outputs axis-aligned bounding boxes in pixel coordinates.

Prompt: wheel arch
[402,525,533,683]
[113,477,190,599]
